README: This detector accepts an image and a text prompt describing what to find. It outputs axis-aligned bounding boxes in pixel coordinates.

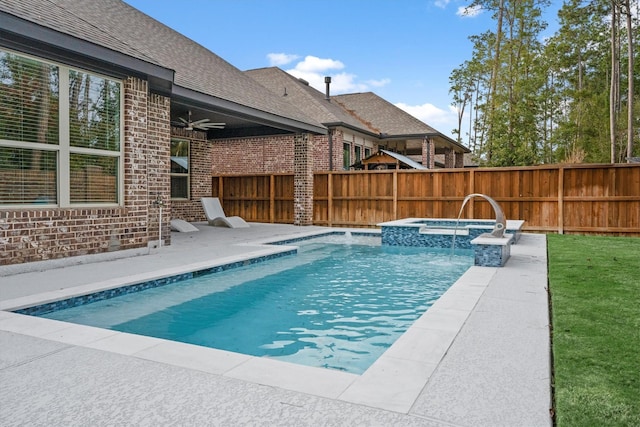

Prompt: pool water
[41,235,473,374]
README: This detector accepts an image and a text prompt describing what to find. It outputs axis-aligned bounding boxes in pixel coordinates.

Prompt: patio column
[422,137,435,169]
[294,133,314,225]
[124,77,171,248]
[444,147,455,168]
[455,151,465,168]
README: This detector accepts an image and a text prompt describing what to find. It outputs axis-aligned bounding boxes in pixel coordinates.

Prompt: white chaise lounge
[201,197,250,228]
[170,218,199,233]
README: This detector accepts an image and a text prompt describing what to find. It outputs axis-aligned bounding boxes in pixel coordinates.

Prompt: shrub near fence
[212,163,640,236]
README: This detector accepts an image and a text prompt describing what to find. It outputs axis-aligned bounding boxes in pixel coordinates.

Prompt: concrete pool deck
[0,223,552,426]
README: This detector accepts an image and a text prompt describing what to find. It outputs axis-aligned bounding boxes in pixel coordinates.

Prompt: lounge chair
[170,218,199,233]
[201,197,250,228]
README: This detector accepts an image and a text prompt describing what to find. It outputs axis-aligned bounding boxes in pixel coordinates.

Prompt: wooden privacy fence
[212,163,640,236]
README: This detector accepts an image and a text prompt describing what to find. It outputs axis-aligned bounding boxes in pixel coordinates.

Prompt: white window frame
[170,138,190,200]
[0,48,124,208]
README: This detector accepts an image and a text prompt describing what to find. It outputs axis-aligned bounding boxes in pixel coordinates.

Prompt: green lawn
[547,234,640,426]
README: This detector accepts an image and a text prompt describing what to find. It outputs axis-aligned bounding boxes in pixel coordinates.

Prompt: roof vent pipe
[324,76,331,101]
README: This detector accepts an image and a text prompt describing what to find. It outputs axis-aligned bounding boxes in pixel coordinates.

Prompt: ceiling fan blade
[191,118,211,126]
[195,122,226,130]
[178,117,189,124]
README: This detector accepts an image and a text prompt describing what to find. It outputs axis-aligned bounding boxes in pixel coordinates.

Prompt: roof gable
[245,67,378,134]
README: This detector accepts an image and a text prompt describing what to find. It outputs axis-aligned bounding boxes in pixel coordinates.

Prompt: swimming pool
[33,233,473,374]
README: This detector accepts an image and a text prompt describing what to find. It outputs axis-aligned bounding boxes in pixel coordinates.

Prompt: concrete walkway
[0,223,552,426]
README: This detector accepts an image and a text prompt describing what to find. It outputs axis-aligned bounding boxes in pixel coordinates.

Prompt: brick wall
[171,127,211,222]
[211,132,343,174]
[0,77,171,266]
[211,135,295,174]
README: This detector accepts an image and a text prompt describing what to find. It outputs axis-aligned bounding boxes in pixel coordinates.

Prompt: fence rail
[212,164,640,236]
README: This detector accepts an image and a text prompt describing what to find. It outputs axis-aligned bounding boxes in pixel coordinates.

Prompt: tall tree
[610,0,620,162]
[449,62,474,144]
[461,0,550,166]
[622,0,635,161]
[452,0,639,164]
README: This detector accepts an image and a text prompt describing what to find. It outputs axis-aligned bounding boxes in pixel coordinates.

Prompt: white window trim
[170,138,190,201]
[0,48,124,208]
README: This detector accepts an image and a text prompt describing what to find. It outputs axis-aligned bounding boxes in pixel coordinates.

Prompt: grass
[547,234,640,426]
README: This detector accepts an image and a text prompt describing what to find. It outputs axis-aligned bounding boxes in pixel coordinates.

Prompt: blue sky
[125,0,561,140]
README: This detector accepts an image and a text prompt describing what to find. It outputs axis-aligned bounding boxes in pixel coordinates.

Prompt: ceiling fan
[178,110,225,131]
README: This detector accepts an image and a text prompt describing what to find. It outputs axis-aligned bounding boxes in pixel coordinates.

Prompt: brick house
[0,0,469,268]
[0,0,326,266]
[332,92,469,169]
[230,67,470,173]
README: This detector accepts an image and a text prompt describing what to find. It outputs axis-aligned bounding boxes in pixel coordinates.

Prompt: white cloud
[330,72,368,92]
[457,5,483,17]
[395,102,457,128]
[280,55,389,95]
[293,55,344,73]
[434,0,451,8]
[366,78,391,88]
[267,53,300,66]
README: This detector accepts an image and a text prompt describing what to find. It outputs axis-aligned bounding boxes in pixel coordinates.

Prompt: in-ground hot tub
[378,218,525,267]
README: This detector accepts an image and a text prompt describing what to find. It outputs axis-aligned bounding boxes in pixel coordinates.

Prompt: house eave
[0,11,175,96]
[323,122,381,139]
[381,132,471,153]
[173,86,327,135]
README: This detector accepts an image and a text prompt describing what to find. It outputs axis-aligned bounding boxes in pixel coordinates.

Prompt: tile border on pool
[3,229,382,315]
[13,249,299,316]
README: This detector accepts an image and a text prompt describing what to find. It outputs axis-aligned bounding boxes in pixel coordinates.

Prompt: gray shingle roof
[245,67,378,134]
[0,0,325,132]
[333,92,439,136]
[333,92,469,153]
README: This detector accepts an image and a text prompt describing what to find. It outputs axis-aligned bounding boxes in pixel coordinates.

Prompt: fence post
[269,174,275,223]
[468,169,475,216]
[558,166,564,234]
[393,171,398,220]
[328,173,333,227]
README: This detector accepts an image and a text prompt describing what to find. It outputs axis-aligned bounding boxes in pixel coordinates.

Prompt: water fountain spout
[460,193,506,238]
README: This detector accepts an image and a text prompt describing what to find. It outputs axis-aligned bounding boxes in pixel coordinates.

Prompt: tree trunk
[609,1,619,163]
[487,0,505,163]
[624,0,634,161]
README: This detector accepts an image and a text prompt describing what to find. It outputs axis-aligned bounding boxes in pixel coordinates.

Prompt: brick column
[455,152,465,168]
[444,147,455,168]
[124,77,171,247]
[123,77,150,246]
[422,137,435,169]
[147,93,171,245]
[294,133,313,225]
[332,130,344,171]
